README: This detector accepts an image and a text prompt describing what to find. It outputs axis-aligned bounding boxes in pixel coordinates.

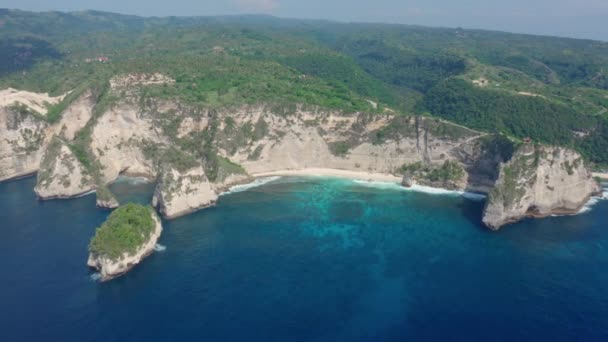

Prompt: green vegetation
[88,204,156,261]
[37,136,63,186]
[426,160,466,183]
[489,146,539,208]
[1,9,608,164]
[216,156,246,182]
[399,160,465,184]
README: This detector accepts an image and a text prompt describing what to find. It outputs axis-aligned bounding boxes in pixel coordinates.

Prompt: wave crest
[222,176,281,195]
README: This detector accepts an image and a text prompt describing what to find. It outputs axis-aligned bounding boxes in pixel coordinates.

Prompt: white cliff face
[3,88,601,229]
[87,212,162,281]
[0,88,66,115]
[152,166,219,219]
[0,90,94,181]
[483,145,601,230]
[34,137,95,199]
[50,90,95,140]
[89,102,161,183]
[0,106,48,181]
[222,108,479,176]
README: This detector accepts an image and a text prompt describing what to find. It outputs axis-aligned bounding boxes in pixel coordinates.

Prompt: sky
[1,0,607,41]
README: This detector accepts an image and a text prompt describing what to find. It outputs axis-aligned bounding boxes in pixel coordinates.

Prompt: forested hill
[1,9,608,165]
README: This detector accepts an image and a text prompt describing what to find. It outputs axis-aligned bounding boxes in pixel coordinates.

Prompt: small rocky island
[87,203,162,281]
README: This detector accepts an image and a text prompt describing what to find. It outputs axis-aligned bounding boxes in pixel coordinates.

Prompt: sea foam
[352,179,404,190]
[577,185,608,214]
[351,180,487,201]
[154,244,167,252]
[222,176,281,195]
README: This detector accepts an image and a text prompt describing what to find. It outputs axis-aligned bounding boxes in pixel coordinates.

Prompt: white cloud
[235,0,279,12]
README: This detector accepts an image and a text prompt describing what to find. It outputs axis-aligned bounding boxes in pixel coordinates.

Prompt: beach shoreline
[250,168,403,183]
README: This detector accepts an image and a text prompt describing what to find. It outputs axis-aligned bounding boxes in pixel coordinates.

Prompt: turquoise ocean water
[0,176,607,341]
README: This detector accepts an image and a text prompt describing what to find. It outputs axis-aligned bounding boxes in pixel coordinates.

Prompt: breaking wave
[577,185,608,214]
[352,180,404,191]
[154,244,167,252]
[352,180,487,201]
[222,176,281,195]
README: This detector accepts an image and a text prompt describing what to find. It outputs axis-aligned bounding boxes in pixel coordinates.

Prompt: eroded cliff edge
[0,78,601,229]
[482,144,601,230]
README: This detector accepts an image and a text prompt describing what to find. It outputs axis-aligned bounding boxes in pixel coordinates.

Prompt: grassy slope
[1,9,607,165]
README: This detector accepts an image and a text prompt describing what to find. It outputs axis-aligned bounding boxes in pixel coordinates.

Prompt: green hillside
[1,9,607,165]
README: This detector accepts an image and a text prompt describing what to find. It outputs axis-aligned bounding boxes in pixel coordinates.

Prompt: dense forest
[1,9,607,165]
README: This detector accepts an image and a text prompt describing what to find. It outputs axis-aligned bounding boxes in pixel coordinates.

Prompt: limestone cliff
[87,210,162,281]
[482,144,601,230]
[0,105,48,181]
[34,136,95,199]
[1,83,601,228]
[0,90,94,182]
[152,166,218,218]
[152,165,249,218]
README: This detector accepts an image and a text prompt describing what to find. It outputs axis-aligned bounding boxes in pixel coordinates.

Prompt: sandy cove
[251,168,403,183]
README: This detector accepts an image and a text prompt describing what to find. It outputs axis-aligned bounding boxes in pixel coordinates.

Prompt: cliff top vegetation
[89,203,157,261]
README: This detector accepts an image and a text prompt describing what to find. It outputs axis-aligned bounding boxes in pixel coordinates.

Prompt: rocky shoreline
[0,87,602,230]
[87,210,163,281]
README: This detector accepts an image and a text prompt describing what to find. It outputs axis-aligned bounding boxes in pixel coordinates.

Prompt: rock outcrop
[96,186,120,209]
[152,165,249,218]
[152,166,218,219]
[482,144,601,230]
[0,105,48,181]
[87,209,162,281]
[0,90,93,182]
[1,84,602,229]
[34,136,95,199]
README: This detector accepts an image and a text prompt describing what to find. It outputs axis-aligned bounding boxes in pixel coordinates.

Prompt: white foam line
[221,176,282,195]
[352,179,404,190]
[352,179,486,201]
[407,184,487,201]
[577,186,608,214]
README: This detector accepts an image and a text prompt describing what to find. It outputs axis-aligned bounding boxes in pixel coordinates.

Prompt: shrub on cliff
[89,204,156,261]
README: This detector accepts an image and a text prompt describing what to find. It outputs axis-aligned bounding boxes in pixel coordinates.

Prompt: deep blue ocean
[1,175,608,341]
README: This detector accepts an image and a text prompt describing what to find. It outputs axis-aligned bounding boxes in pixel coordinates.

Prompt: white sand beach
[251,168,403,183]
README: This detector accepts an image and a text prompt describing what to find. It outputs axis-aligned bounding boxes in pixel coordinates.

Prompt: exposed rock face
[0,90,93,182]
[482,144,601,230]
[1,86,601,228]
[0,105,48,181]
[227,109,479,176]
[34,137,95,199]
[152,166,218,219]
[96,196,120,209]
[152,165,249,218]
[87,212,162,281]
[89,102,161,183]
